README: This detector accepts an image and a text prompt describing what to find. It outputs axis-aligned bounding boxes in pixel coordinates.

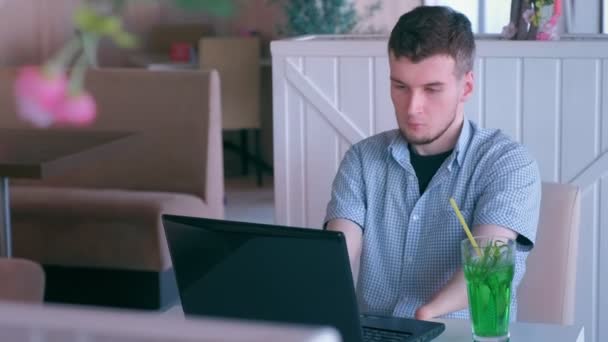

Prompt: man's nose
[407,91,424,115]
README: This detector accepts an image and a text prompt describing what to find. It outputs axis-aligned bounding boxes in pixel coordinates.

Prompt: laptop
[162,214,446,342]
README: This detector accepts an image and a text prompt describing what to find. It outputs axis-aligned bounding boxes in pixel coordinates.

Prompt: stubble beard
[402,109,459,146]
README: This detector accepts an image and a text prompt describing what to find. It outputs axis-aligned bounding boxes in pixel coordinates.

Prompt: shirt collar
[388,118,473,171]
[388,131,411,171]
[452,118,473,169]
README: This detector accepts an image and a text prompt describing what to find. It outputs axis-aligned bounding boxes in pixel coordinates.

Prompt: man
[324,6,541,320]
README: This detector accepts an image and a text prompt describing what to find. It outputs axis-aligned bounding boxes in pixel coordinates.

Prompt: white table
[163,305,584,342]
[434,319,584,342]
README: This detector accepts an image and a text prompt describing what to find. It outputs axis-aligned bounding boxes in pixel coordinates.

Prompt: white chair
[517,182,581,325]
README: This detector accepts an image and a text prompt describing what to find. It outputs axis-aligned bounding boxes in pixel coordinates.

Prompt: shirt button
[412,215,419,221]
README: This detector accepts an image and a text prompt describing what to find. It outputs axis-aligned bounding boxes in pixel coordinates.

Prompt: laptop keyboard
[362,326,412,342]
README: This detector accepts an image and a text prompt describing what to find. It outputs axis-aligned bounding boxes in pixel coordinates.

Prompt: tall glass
[461,236,515,342]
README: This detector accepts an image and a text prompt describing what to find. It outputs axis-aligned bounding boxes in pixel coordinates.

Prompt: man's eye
[425,88,441,93]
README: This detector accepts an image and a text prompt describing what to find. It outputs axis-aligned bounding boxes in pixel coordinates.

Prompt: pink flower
[14,66,68,127]
[537,25,559,40]
[537,0,562,41]
[14,65,98,127]
[54,92,97,126]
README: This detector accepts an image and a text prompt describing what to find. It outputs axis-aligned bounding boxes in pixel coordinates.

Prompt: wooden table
[0,128,132,257]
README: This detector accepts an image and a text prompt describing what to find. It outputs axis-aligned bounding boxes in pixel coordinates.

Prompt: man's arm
[414,224,517,320]
[415,141,541,320]
[326,219,363,285]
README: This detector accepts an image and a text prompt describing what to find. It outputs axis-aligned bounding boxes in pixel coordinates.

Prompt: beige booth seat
[0,68,224,310]
[0,257,45,303]
[199,37,267,185]
[517,182,581,325]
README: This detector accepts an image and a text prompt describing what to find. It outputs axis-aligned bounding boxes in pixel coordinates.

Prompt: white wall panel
[465,58,484,127]
[285,83,306,226]
[272,37,608,342]
[561,59,600,183]
[374,57,396,133]
[602,60,608,153]
[272,56,288,225]
[522,59,560,182]
[484,58,521,141]
[305,106,339,227]
[600,176,608,342]
[339,57,374,137]
[304,57,337,106]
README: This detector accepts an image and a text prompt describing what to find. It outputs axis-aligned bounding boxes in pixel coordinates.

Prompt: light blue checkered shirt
[325,119,541,320]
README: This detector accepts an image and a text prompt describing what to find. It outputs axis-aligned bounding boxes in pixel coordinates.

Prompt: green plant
[170,0,235,16]
[270,0,381,36]
[530,0,555,26]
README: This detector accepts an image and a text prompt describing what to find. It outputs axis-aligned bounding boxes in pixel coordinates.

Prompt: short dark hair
[388,6,475,77]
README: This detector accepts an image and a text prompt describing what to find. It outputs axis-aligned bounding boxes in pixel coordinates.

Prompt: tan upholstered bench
[0,68,224,310]
[11,187,211,309]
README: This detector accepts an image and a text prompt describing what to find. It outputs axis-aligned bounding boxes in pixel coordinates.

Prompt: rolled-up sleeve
[324,145,367,230]
[473,144,542,318]
[473,144,542,251]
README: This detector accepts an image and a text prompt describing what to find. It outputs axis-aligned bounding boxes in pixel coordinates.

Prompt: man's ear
[460,71,474,103]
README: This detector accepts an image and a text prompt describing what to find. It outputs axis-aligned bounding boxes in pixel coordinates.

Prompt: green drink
[462,236,515,342]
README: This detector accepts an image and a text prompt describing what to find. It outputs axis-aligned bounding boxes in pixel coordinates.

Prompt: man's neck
[411,116,464,156]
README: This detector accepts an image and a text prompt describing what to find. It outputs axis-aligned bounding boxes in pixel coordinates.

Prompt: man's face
[389,53,473,147]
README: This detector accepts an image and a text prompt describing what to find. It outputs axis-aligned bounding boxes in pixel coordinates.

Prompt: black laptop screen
[163,215,364,342]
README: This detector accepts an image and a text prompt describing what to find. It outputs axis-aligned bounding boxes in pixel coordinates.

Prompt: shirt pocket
[425,206,474,236]
[444,206,475,235]
[421,208,473,260]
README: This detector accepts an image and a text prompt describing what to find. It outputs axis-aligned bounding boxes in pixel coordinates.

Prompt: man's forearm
[415,225,519,320]
[415,269,468,320]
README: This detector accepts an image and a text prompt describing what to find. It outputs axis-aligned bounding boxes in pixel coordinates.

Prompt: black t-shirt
[409,146,453,194]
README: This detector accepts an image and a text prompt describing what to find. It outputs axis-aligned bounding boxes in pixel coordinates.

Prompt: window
[431,0,608,35]
[425,0,512,34]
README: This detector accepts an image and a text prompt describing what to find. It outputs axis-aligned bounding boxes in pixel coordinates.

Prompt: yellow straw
[449,197,481,257]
